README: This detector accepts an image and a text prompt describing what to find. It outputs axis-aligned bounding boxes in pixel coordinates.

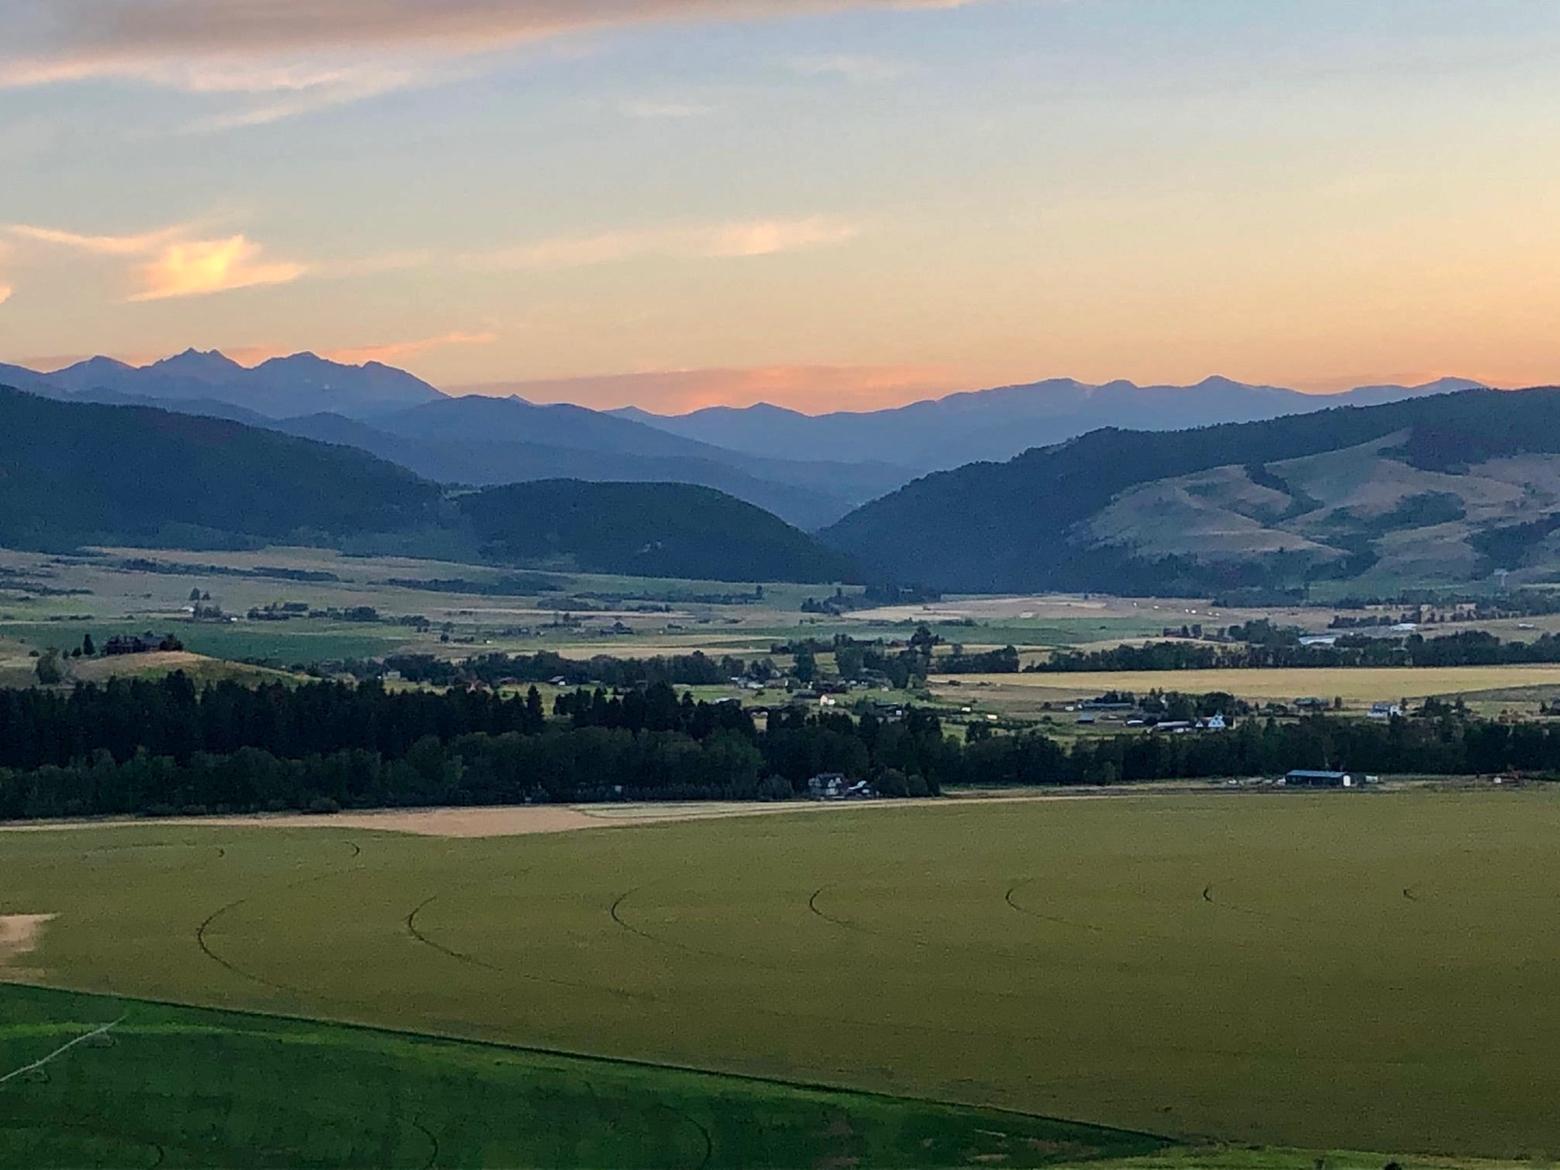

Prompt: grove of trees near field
[0,673,1557,820]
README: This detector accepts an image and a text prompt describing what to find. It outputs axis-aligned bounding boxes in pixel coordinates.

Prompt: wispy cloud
[0,283,12,306]
[2,1,976,125]
[479,216,860,270]
[10,222,191,256]
[11,221,306,301]
[326,330,498,365]
[789,53,907,83]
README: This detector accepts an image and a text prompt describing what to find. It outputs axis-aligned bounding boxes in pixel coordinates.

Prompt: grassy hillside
[823,387,1560,593]
[457,480,858,583]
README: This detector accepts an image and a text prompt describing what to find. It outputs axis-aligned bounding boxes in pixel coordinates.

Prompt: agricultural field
[0,983,1153,1169]
[0,546,1244,674]
[936,665,1560,723]
[4,791,1560,1161]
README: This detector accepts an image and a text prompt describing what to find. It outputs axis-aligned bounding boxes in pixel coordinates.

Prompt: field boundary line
[0,1013,125,1087]
[0,979,1177,1148]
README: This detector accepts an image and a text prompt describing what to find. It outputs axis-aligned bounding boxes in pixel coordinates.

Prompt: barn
[1284,769,1358,789]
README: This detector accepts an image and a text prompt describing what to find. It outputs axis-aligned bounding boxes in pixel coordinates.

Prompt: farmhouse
[1368,701,1403,721]
[103,632,182,656]
[806,773,877,801]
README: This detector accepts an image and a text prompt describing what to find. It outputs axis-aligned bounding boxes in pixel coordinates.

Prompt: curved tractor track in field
[404,889,656,1004]
[193,839,363,996]
[1002,880,1106,935]
[606,886,799,973]
[807,883,1054,968]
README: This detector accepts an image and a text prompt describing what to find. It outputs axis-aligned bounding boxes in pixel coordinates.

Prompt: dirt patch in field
[0,785,1234,840]
[0,913,55,974]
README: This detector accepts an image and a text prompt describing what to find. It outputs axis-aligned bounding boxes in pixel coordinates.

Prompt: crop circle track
[406,890,656,1003]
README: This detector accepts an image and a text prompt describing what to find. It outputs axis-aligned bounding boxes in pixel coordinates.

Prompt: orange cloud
[13,221,306,301]
[0,282,12,306]
[326,330,498,365]
[453,363,956,413]
[128,236,306,301]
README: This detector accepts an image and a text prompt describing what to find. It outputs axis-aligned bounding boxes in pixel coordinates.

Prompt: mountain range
[1,351,1488,528]
[616,375,1488,471]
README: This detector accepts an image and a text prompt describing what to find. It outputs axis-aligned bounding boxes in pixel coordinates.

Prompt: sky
[4,0,1560,413]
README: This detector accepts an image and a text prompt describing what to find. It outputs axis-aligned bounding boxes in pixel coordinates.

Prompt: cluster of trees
[938,645,1021,674]
[1034,629,1560,673]
[374,650,768,689]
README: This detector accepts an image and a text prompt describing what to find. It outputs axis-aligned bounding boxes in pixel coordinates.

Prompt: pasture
[4,791,1560,1159]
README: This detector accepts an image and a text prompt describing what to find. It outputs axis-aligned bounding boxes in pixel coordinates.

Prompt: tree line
[2,672,1559,821]
[1034,629,1560,673]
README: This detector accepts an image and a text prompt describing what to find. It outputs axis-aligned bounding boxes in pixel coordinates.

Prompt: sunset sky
[5,1,1560,413]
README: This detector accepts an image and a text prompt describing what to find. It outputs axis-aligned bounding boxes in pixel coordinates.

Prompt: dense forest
[454,480,857,583]
[0,672,1556,821]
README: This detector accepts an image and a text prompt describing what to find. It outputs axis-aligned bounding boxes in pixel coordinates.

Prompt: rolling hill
[0,387,856,583]
[457,481,858,582]
[822,387,1560,595]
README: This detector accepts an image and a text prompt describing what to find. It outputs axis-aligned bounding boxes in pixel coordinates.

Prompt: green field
[0,984,1158,1168]
[5,792,1560,1161]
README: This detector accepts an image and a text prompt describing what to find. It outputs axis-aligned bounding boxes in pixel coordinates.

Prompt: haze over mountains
[617,375,1488,471]
[2,351,1487,528]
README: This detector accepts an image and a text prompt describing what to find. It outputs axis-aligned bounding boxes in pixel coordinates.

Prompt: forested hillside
[0,386,443,550]
[0,388,857,583]
[456,480,858,582]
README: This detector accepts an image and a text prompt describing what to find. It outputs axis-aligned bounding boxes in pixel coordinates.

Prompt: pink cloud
[2,1,979,123]
[479,216,860,270]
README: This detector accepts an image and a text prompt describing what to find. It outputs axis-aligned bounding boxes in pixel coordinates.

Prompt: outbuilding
[1284,769,1358,789]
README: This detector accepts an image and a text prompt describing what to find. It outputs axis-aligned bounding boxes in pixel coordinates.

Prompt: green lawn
[4,792,1560,1157]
